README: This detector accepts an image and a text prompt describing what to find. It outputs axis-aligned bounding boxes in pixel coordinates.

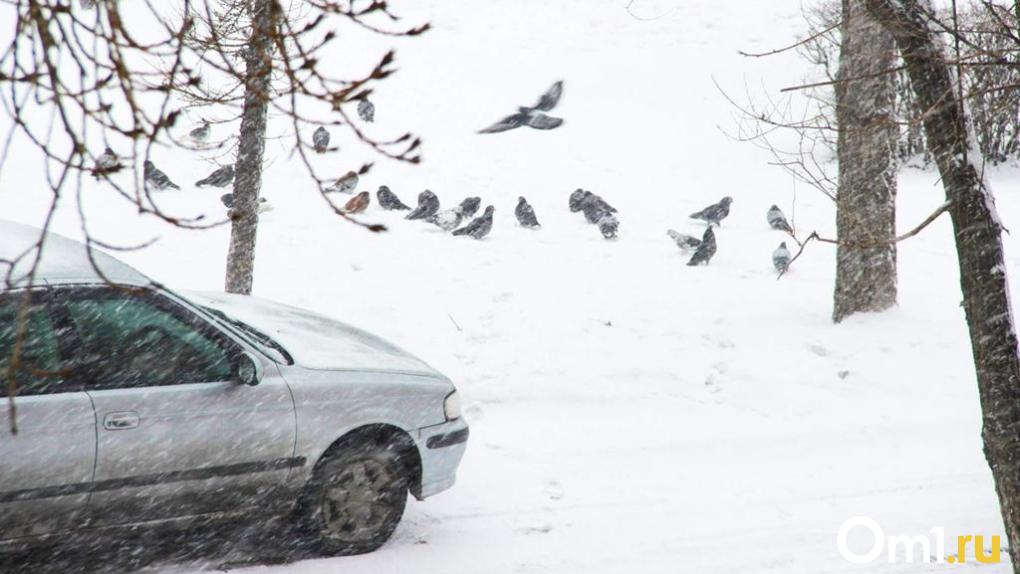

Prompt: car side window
[0,295,72,396]
[58,289,234,389]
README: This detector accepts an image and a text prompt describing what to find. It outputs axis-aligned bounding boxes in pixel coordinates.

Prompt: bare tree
[832,0,898,322]
[865,1,1020,570]
[0,0,426,425]
[225,0,275,295]
[176,0,426,294]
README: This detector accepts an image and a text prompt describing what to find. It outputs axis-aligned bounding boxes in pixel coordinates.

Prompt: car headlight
[443,390,462,421]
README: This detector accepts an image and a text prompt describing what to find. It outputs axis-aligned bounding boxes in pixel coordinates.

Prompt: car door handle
[103,412,140,431]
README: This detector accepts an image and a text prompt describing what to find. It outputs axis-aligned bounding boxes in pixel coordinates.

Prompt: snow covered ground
[1,0,1016,572]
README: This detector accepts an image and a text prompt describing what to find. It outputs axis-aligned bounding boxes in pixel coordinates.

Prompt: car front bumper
[414,417,469,499]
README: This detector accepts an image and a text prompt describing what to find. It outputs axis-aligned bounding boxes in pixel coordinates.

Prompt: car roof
[0,219,151,288]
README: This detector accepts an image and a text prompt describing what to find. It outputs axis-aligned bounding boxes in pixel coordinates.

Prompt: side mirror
[233,352,263,386]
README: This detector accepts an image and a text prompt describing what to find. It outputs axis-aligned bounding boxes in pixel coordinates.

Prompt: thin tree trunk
[224,0,273,295]
[866,1,1020,571]
[832,0,898,323]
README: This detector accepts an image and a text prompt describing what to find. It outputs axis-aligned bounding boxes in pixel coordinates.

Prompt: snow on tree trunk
[832,0,898,323]
[866,1,1020,570]
[224,0,273,296]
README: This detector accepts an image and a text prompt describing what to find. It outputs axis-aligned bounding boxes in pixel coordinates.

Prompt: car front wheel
[301,444,409,555]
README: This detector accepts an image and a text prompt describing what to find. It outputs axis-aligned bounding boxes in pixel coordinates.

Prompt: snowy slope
[0,0,1015,573]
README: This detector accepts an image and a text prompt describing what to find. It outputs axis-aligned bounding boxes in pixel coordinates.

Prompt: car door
[0,291,97,540]
[53,286,298,526]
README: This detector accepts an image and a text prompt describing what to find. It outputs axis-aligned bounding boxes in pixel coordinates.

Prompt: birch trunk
[866,1,1020,570]
[832,0,899,323]
[224,0,273,295]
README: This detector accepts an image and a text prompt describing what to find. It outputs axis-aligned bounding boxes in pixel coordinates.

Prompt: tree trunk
[832,0,899,323]
[224,0,273,295]
[866,1,1020,571]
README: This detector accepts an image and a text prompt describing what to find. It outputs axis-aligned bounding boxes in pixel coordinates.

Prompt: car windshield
[200,305,293,365]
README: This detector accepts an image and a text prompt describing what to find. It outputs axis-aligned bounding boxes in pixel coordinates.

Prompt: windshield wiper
[202,306,294,365]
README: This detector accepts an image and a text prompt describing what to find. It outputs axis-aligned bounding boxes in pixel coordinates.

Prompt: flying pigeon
[773,241,792,273]
[479,81,565,134]
[457,197,482,219]
[689,197,733,226]
[377,185,411,210]
[767,204,793,233]
[667,229,701,251]
[313,126,330,153]
[195,164,234,188]
[597,213,619,239]
[221,193,270,213]
[189,120,210,143]
[687,227,717,266]
[358,99,375,122]
[343,191,370,214]
[427,209,463,232]
[515,196,540,228]
[406,190,440,220]
[325,171,358,194]
[453,206,495,239]
[144,160,180,191]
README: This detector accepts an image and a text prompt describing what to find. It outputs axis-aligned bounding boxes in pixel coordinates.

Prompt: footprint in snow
[809,344,829,357]
[544,480,565,501]
[464,403,484,421]
[493,291,513,304]
[519,524,554,535]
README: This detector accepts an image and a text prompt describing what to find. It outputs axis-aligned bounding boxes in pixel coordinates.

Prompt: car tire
[299,443,409,556]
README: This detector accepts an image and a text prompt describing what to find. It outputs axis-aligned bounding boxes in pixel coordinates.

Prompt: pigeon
[195,164,234,188]
[377,185,411,210]
[313,126,330,153]
[569,189,590,212]
[773,241,792,273]
[582,196,617,224]
[515,196,540,228]
[479,81,564,134]
[687,227,717,266]
[667,229,701,251]
[570,190,617,223]
[343,191,370,214]
[221,193,270,213]
[689,197,733,226]
[457,197,482,219]
[358,99,375,122]
[325,171,358,194]
[95,147,119,170]
[189,120,210,143]
[143,160,180,191]
[597,213,619,239]
[767,204,793,233]
[427,209,463,232]
[406,190,440,220]
[453,206,494,239]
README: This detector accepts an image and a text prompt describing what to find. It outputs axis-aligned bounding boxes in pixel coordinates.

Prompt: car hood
[182,291,445,378]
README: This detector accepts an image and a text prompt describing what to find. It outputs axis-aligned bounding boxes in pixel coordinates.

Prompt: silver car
[0,220,468,555]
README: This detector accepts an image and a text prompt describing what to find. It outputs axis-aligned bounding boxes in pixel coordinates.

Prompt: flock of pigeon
[93,97,379,214]
[667,196,795,273]
[307,176,620,241]
[93,80,796,272]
